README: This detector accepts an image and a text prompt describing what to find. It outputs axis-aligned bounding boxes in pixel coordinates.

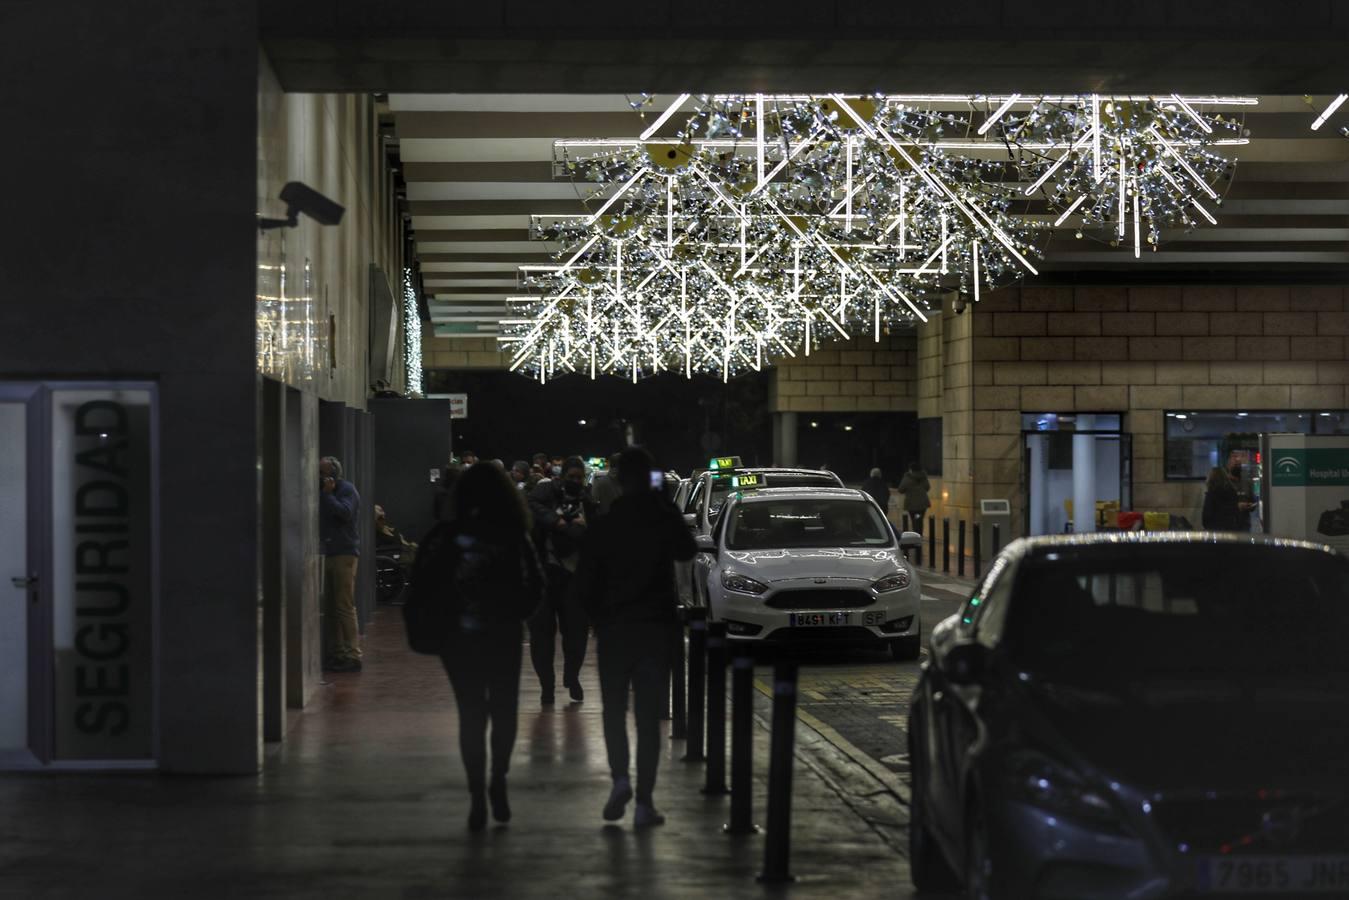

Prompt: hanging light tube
[1147,126,1219,199]
[1311,94,1348,131]
[977,94,1020,135]
[639,93,691,140]
[1171,95,1213,134]
[1052,194,1087,226]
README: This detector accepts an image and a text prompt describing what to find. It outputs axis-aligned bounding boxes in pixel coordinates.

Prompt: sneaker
[603,777,633,821]
[633,803,666,828]
[468,792,488,832]
[567,680,584,703]
[540,691,555,706]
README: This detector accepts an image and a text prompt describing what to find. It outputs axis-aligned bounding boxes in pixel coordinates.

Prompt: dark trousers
[528,565,588,692]
[597,621,675,805]
[906,512,926,534]
[441,624,523,794]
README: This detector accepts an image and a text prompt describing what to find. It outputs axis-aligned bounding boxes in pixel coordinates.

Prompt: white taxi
[692,485,924,659]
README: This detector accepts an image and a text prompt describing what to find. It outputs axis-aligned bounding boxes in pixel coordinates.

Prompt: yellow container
[1143,511,1171,531]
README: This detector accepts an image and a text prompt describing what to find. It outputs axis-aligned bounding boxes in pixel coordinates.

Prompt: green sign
[1271,448,1349,487]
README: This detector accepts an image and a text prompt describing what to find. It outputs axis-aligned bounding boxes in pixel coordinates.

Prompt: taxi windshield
[708,472,838,516]
[725,498,892,550]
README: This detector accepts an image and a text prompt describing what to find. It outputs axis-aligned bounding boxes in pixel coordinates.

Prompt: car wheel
[964,803,996,900]
[908,718,959,892]
[890,634,921,661]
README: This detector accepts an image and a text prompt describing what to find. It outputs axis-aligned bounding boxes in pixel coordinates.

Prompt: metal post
[928,518,936,569]
[671,610,687,740]
[942,518,951,574]
[682,608,707,762]
[957,520,966,578]
[758,660,798,884]
[992,523,1002,556]
[702,621,730,795]
[725,649,759,834]
[973,524,982,579]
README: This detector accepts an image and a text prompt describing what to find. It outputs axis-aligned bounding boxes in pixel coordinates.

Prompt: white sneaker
[633,803,666,828]
[603,778,633,821]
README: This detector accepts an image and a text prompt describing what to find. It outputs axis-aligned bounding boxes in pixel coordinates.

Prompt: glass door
[0,386,40,764]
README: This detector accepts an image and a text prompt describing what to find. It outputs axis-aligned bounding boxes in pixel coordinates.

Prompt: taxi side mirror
[898,531,923,549]
[942,641,989,686]
[695,534,717,554]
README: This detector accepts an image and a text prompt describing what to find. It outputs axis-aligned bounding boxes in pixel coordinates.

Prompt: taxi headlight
[722,572,769,595]
[872,571,911,593]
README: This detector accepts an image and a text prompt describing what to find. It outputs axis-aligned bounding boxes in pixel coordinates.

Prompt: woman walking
[418,462,544,831]
[896,461,932,533]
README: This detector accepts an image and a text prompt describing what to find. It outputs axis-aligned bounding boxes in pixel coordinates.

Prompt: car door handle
[11,575,37,589]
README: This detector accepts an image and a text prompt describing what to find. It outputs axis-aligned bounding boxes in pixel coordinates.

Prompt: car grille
[1152,794,1349,854]
[766,626,878,643]
[765,589,874,610]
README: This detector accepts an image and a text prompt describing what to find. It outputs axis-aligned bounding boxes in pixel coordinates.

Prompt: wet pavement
[0,601,960,899]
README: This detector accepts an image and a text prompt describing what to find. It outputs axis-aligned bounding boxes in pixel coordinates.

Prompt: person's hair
[908,461,923,473]
[321,456,344,479]
[1206,466,1232,493]
[511,460,530,475]
[616,446,657,495]
[562,455,587,476]
[607,452,623,468]
[451,462,531,537]
[461,450,477,459]
[869,467,883,479]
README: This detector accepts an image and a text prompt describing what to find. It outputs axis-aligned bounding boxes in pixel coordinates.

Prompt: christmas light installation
[503,94,1042,381]
[988,94,1252,257]
[402,266,423,396]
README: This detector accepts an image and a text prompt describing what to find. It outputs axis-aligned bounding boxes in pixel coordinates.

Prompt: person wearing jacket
[417,462,544,831]
[861,467,890,514]
[527,456,596,704]
[896,461,932,534]
[574,447,696,828]
[1202,465,1245,530]
[320,455,363,672]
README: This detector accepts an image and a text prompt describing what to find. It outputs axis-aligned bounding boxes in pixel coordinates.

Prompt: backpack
[402,523,544,655]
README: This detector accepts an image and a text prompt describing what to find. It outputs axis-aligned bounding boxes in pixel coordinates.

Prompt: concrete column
[1073,415,1097,534]
[1028,435,1047,536]
[780,412,798,467]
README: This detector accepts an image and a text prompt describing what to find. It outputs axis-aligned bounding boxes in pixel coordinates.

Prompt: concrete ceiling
[391,93,1349,337]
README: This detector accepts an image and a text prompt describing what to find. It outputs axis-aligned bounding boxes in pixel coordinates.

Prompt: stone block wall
[769,333,918,413]
[420,335,510,371]
[970,284,1349,535]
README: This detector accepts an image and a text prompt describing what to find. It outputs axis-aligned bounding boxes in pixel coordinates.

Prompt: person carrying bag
[403,463,544,831]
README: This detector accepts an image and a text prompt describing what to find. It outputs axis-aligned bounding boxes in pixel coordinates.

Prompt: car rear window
[1006,545,1349,682]
[725,498,892,550]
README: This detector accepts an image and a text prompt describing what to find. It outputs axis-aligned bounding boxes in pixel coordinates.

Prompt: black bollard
[682,608,707,762]
[992,523,1002,557]
[725,649,760,834]
[928,518,936,569]
[671,610,687,740]
[702,621,730,795]
[973,524,982,579]
[758,660,799,884]
[957,520,966,578]
[942,518,951,574]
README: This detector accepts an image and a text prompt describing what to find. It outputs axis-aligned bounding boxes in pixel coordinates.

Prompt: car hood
[1018,678,1349,790]
[722,547,904,583]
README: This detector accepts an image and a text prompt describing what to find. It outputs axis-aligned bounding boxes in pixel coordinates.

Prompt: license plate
[1198,856,1349,893]
[789,612,850,627]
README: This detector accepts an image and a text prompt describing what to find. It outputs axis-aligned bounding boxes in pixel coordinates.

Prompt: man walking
[576,447,696,827]
[527,456,595,704]
[320,455,363,672]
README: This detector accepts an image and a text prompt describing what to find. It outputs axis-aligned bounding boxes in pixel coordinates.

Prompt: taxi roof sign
[731,473,764,490]
[709,456,743,471]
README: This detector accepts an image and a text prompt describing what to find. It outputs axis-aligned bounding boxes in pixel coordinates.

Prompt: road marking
[754,676,911,805]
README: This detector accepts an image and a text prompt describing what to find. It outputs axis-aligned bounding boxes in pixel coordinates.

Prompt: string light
[403,266,423,396]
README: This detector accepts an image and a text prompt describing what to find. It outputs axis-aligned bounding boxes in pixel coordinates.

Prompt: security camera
[258,181,345,231]
[952,294,968,315]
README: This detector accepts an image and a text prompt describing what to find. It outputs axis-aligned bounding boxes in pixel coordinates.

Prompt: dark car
[908,533,1349,900]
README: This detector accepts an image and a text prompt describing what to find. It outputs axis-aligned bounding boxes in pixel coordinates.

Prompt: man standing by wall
[321,455,363,673]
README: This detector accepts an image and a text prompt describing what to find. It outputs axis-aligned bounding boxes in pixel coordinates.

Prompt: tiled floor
[0,607,924,899]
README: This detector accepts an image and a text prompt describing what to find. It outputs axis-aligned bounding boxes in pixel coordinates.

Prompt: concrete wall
[969,284,1349,536]
[421,335,510,371]
[0,1,260,773]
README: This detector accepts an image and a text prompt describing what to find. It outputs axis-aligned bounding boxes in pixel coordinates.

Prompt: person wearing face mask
[527,456,596,704]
